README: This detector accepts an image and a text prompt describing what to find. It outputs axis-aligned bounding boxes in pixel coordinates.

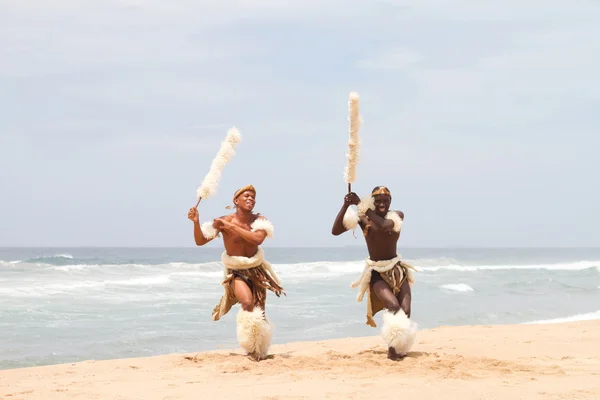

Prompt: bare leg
[372,279,401,313]
[233,277,255,311]
[396,279,411,318]
[371,279,404,360]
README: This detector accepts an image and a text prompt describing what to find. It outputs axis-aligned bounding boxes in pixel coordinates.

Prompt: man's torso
[359,210,402,262]
[221,213,261,257]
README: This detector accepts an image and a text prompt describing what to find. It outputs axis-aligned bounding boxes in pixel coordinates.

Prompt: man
[331,186,417,360]
[187,184,284,361]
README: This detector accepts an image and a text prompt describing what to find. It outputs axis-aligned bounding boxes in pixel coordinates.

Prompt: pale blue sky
[1,1,599,247]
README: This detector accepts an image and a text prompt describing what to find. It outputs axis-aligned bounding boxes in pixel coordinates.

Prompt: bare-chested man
[331,186,417,360]
[187,184,284,361]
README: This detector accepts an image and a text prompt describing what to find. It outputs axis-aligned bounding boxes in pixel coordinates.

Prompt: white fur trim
[357,195,375,215]
[251,218,274,238]
[196,127,242,200]
[236,307,273,360]
[381,310,418,356]
[350,255,402,302]
[200,221,218,239]
[221,247,282,285]
[385,211,403,233]
[342,206,360,230]
[344,92,362,185]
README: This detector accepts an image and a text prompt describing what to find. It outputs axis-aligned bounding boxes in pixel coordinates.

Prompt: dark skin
[332,190,410,360]
[187,190,268,361]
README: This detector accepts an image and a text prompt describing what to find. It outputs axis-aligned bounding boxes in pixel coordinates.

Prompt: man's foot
[387,347,406,361]
[248,352,262,362]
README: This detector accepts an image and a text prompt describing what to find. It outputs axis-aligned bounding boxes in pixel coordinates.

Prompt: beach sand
[1,320,599,400]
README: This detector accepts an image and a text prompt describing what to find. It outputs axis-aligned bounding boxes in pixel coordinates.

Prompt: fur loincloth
[350,255,417,327]
[212,247,284,321]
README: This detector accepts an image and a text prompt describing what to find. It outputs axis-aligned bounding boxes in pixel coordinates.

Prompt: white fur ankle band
[200,221,218,239]
[236,307,273,360]
[251,218,274,238]
[380,310,417,356]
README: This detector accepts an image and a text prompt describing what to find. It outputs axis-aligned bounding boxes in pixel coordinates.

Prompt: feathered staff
[344,92,363,193]
[194,127,242,207]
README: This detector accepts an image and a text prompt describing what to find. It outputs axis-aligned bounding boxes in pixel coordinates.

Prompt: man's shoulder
[251,213,267,222]
[392,210,404,219]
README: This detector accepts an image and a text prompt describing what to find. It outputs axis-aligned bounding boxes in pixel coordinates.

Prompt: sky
[1,0,599,248]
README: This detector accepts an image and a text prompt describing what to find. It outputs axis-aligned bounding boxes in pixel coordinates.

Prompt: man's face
[235,190,256,211]
[373,194,391,216]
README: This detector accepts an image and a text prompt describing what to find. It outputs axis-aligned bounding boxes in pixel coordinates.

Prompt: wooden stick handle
[348,183,351,193]
[195,197,202,208]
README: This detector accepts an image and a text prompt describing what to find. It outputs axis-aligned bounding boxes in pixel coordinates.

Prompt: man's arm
[188,207,221,246]
[364,210,404,233]
[332,192,361,235]
[364,210,394,232]
[331,204,351,236]
[217,216,271,246]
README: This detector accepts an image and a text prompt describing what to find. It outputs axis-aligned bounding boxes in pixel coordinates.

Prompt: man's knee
[385,298,401,313]
[240,299,254,311]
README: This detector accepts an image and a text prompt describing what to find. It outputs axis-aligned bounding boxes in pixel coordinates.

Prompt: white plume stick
[344,92,363,192]
[195,127,242,206]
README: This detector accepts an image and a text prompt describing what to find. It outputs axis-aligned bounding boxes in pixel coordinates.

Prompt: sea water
[1,246,599,369]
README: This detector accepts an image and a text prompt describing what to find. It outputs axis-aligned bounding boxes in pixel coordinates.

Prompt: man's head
[371,186,391,216]
[232,184,256,212]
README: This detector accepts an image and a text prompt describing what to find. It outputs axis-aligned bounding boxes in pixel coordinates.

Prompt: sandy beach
[1,320,598,400]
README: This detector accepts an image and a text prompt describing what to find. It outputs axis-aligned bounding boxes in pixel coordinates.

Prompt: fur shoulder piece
[357,195,375,215]
[201,221,219,239]
[343,206,360,230]
[385,211,403,233]
[251,217,274,238]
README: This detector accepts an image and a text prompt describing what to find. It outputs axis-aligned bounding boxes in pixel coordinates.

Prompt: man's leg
[396,279,411,318]
[232,277,270,361]
[372,278,416,360]
[371,279,403,359]
[232,277,255,311]
[372,278,401,313]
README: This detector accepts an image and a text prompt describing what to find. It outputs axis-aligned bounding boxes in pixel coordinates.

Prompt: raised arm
[331,192,361,235]
[187,207,221,246]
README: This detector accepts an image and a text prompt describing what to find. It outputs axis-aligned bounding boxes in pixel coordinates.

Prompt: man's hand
[214,218,233,231]
[344,192,360,206]
[187,207,199,223]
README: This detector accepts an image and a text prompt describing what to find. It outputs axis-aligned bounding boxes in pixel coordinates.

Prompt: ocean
[1,246,599,370]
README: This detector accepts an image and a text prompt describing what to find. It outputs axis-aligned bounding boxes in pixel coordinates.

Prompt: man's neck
[235,209,252,223]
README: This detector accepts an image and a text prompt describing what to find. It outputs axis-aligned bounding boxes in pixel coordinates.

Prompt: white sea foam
[440,283,475,292]
[524,310,600,324]
[2,257,598,275]
[418,260,600,272]
[0,275,172,297]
